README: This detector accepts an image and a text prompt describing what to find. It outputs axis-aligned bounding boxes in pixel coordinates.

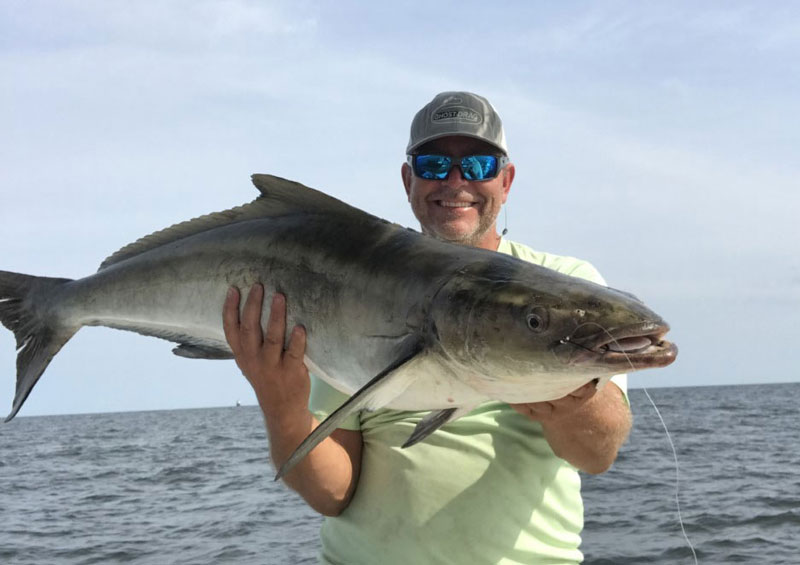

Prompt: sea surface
[1,383,798,564]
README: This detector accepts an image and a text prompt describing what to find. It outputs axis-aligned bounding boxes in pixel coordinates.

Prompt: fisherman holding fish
[223,92,632,564]
[0,91,656,561]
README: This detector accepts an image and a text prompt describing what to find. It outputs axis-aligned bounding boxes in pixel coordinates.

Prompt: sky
[1,1,798,418]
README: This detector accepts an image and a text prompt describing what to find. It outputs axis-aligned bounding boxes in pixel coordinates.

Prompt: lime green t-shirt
[308,239,627,565]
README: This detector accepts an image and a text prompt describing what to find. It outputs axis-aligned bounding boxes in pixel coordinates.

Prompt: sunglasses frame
[407,153,510,181]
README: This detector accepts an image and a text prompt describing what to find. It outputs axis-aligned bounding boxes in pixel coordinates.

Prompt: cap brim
[407,132,508,155]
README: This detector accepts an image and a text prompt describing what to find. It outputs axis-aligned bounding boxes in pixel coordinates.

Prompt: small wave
[104,444,147,456]
[91,469,121,480]
[52,446,83,457]
[80,492,124,504]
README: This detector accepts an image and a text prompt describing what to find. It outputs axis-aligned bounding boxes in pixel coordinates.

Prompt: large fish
[0,174,677,477]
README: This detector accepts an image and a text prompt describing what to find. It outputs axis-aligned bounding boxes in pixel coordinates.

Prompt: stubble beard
[422,213,498,249]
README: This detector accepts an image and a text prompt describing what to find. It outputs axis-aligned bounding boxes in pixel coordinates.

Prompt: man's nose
[443,162,467,187]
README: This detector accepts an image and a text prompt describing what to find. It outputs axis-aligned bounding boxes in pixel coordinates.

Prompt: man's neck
[473,230,502,252]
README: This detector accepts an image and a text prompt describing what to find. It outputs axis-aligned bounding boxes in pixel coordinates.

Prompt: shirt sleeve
[564,259,606,286]
[308,374,362,431]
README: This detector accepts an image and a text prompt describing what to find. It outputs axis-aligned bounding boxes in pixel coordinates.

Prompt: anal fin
[172,343,234,360]
[402,404,476,448]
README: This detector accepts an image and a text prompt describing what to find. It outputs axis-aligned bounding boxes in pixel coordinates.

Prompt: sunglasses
[407,154,510,181]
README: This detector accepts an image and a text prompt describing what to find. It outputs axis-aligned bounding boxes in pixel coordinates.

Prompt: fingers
[223,285,305,371]
[263,293,288,366]
[284,325,307,366]
[568,382,597,401]
[510,381,598,423]
[549,385,594,411]
[222,286,242,354]
[516,401,554,420]
[238,283,265,353]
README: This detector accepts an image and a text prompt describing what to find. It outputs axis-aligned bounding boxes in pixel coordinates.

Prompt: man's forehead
[418,135,501,155]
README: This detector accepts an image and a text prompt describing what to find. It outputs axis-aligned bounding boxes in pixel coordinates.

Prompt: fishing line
[641,386,698,565]
[563,321,698,563]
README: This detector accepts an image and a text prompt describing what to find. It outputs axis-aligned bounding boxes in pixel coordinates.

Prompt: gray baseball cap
[406,91,508,155]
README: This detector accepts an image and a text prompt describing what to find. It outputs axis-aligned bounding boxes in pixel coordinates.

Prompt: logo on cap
[431,106,482,124]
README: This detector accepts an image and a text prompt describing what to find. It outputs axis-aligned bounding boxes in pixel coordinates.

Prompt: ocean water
[582,383,800,564]
[1,383,798,564]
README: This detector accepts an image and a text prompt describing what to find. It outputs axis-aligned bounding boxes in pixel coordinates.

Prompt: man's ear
[501,163,516,204]
[401,162,413,200]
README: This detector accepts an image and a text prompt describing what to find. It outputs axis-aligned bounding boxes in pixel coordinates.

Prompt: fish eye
[526,314,543,331]
[526,307,549,333]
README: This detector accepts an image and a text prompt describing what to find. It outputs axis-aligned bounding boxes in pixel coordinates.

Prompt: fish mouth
[560,322,678,370]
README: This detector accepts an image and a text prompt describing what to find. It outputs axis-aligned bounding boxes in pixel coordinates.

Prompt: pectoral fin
[172,343,234,360]
[275,337,426,480]
[402,404,476,448]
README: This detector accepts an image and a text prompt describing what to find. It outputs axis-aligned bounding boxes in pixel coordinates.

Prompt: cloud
[1,0,798,403]
[1,0,318,51]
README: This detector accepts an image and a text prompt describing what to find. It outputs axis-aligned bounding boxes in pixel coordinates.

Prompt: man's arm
[510,381,632,474]
[223,284,362,516]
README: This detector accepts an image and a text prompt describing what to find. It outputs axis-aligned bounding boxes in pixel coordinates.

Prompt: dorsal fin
[98,174,370,270]
[251,173,368,217]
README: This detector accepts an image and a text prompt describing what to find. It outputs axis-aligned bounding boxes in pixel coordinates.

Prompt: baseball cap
[406,91,508,155]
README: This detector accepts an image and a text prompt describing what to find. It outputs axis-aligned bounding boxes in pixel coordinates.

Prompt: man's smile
[435,200,476,209]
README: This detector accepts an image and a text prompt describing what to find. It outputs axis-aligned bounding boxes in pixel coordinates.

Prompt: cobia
[0,174,677,477]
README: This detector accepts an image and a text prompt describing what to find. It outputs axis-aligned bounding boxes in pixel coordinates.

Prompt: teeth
[439,201,473,208]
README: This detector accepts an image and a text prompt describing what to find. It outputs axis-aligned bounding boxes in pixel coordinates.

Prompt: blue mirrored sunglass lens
[460,155,497,180]
[414,155,452,179]
[413,154,500,180]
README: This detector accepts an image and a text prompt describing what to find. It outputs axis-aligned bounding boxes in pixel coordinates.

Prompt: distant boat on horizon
[235,400,241,407]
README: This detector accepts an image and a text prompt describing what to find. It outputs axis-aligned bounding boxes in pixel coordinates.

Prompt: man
[223,92,632,564]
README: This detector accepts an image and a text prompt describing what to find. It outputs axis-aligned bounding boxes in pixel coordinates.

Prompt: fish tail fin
[0,270,77,422]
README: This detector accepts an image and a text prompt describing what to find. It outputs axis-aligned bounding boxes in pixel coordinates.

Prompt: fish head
[429,259,678,400]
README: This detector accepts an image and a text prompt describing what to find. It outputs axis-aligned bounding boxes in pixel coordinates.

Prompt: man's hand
[222,284,310,417]
[509,381,597,424]
[511,381,631,474]
[222,284,363,516]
